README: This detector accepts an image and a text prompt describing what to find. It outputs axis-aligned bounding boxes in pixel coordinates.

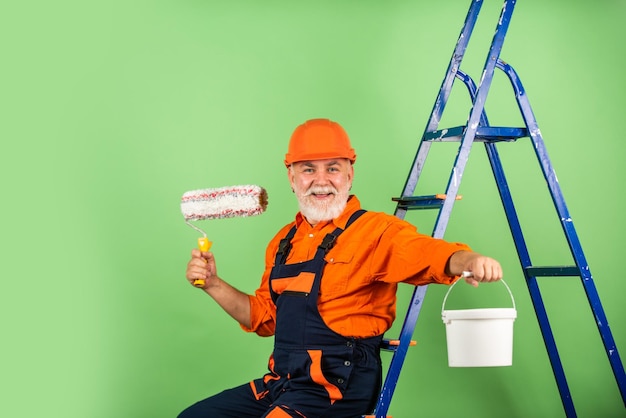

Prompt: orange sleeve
[369,216,471,286]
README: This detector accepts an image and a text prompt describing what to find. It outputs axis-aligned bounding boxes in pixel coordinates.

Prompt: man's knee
[177,399,220,418]
[177,406,196,418]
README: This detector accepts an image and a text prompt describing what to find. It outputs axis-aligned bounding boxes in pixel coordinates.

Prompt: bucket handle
[441,272,516,315]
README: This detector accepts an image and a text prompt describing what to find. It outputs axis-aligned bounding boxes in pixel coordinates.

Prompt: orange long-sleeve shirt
[243,196,471,338]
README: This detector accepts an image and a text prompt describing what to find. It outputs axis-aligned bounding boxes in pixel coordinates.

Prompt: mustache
[304,186,338,196]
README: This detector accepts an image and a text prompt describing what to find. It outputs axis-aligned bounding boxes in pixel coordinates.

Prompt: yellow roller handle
[193,236,213,287]
[198,236,212,252]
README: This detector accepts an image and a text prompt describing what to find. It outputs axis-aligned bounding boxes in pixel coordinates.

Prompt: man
[180,118,502,418]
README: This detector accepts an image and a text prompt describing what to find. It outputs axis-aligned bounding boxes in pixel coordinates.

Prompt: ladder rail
[374,2,519,416]
[455,65,577,416]
[397,0,484,210]
[485,144,577,416]
[497,60,626,405]
[372,286,429,417]
[433,0,516,238]
[372,3,488,416]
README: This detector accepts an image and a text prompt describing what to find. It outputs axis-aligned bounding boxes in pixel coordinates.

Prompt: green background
[2,0,625,417]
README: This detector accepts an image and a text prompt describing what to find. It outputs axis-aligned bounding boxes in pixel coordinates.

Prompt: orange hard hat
[284,118,357,167]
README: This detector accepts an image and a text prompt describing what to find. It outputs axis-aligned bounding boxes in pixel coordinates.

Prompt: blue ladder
[366,1,626,417]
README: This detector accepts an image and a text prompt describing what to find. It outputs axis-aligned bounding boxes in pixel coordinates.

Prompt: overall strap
[274,224,298,265]
[317,209,366,254]
[274,209,367,264]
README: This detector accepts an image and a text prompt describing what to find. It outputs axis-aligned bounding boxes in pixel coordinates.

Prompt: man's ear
[287,165,295,190]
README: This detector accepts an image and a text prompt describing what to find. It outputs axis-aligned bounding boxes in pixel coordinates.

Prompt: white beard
[295,185,349,224]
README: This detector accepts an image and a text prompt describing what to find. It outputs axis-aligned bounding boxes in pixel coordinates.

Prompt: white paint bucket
[441,278,517,367]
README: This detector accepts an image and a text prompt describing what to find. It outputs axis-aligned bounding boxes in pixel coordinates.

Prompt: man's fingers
[464,276,479,287]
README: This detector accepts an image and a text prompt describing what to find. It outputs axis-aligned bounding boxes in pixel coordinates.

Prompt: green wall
[2,0,625,417]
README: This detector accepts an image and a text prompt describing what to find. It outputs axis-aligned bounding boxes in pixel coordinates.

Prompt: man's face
[288,158,354,225]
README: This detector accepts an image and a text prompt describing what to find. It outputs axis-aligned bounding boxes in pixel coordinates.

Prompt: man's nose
[313,171,330,184]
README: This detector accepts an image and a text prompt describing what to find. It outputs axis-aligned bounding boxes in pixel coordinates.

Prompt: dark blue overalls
[251,209,383,417]
[178,210,382,418]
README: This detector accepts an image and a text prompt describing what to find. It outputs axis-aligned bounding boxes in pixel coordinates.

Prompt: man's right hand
[185,248,217,289]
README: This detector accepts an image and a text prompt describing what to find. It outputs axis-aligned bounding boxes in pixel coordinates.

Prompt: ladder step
[423,125,528,142]
[525,266,581,277]
[381,339,417,352]
[392,194,461,210]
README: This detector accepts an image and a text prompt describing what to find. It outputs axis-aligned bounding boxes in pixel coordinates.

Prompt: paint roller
[181,184,269,287]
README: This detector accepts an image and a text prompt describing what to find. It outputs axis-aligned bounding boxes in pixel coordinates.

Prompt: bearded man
[179,118,503,418]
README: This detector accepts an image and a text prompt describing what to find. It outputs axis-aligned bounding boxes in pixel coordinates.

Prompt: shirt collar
[294,195,362,230]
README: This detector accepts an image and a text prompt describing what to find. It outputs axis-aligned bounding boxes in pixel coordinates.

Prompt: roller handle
[193,236,213,287]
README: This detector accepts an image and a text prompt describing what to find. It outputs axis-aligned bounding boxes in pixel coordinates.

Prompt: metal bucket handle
[441,272,516,315]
